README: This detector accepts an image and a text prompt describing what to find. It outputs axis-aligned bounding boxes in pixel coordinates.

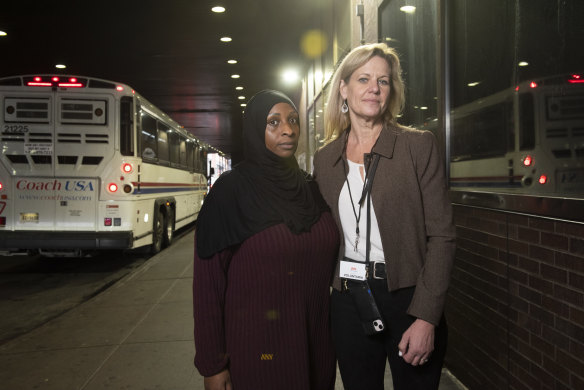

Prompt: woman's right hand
[204,369,232,390]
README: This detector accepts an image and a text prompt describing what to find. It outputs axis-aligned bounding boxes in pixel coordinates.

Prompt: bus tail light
[108,183,118,192]
[0,181,3,191]
[122,163,133,173]
[523,155,533,167]
[538,175,548,184]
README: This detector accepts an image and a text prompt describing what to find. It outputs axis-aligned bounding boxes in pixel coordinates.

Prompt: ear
[340,80,348,100]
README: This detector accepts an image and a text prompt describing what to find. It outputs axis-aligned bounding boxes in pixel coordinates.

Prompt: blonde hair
[324,43,405,143]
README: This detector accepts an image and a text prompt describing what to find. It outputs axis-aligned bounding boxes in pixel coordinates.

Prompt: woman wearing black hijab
[193,90,339,390]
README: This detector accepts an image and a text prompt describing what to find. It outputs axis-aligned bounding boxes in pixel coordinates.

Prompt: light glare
[282,69,299,84]
[220,36,232,42]
[400,6,416,13]
[211,6,225,13]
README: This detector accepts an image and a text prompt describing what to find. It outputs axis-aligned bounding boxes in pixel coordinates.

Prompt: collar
[330,124,398,167]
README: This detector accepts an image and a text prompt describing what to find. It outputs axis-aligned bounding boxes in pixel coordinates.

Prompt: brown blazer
[313,125,456,325]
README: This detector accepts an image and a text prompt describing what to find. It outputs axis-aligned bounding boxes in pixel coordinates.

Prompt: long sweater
[193,211,339,390]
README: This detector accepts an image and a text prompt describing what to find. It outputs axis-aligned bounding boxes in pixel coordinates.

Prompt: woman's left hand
[398,318,435,366]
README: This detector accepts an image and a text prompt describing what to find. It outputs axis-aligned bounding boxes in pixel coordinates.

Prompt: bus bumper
[0,231,134,251]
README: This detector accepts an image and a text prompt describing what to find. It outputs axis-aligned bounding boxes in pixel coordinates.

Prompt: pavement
[0,231,466,389]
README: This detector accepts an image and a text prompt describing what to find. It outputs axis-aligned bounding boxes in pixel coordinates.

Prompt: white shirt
[338,159,385,263]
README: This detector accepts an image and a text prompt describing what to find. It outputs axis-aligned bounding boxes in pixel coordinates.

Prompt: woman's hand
[204,369,232,390]
[398,318,435,366]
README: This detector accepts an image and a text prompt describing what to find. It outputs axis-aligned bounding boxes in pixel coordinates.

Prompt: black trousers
[331,280,448,390]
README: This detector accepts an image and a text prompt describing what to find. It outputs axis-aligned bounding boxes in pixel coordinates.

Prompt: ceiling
[1,0,328,161]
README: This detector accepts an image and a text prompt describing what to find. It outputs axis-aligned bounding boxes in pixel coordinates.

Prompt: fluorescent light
[518,61,529,67]
[235,86,243,90]
[55,64,66,69]
[238,96,245,100]
[400,6,416,14]
[211,6,225,13]
[231,74,240,79]
[0,31,7,37]
[227,59,237,64]
[467,81,480,87]
[220,37,232,42]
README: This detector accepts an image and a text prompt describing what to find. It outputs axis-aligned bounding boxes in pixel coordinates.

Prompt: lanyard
[342,153,381,263]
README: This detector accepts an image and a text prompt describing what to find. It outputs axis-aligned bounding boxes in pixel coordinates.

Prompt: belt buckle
[372,261,385,279]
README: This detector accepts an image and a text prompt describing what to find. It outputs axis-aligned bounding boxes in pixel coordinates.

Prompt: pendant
[354,234,359,252]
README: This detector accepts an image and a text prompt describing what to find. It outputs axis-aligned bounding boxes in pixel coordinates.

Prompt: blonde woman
[313,43,455,390]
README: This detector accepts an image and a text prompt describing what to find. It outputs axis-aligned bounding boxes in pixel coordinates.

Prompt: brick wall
[446,204,584,390]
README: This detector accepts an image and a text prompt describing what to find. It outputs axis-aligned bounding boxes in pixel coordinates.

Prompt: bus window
[157,122,170,164]
[519,93,535,150]
[168,130,180,167]
[140,114,157,160]
[120,96,134,156]
[179,136,187,169]
[186,141,194,171]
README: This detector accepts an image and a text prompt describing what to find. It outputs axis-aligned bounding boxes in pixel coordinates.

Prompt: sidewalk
[0,232,202,389]
[0,231,465,389]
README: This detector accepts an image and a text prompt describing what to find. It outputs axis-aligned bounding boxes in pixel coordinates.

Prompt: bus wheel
[163,209,175,248]
[151,209,164,254]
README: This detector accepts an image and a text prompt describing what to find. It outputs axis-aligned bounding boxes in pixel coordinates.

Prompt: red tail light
[108,183,118,192]
[523,155,533,167]
[122,163,133,173]
[538,175,548,184]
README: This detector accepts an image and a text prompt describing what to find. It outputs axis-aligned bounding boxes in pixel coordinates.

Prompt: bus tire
[163,209,175,248]
[151,209,164,254]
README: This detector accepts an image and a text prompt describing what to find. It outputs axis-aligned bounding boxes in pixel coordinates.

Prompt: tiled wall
[446,204,584,390]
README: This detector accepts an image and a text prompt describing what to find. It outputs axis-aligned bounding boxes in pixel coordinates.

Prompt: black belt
[370,261,386,279]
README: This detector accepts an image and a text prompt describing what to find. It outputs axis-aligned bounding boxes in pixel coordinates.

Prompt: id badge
[339,260,366,281]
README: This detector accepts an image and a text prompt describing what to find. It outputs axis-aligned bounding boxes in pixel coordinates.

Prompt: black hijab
[196,90,327,258]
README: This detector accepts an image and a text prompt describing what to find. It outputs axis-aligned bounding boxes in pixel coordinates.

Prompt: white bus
[0,74,212,256]
[444,73,584,196]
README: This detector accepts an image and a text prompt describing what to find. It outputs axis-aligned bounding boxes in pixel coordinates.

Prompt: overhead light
[55,64,66,69]
[211,6,225,13]
[467,81,480,87]
[400,6,416,14]
[518,61,529,67]
[231,74,240,79]
[227,59,237,64]
[220,36,232,42]
[420,106,428,110]
[235,86,243,90]
[0,31,7,37]
[238,96,245,100]
[282,69,299,84]
[240,103,246,107]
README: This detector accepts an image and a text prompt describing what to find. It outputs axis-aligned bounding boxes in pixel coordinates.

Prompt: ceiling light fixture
[282,69,299,84]
[227,59,237,64]
[220,37,232,42]
[400,6,416,14]
[211,6,225,13]
[231,74,240,79]
[518,61,529,67]
[55,64,66,69]
[0,31,7,37]
[235,86,243,90]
